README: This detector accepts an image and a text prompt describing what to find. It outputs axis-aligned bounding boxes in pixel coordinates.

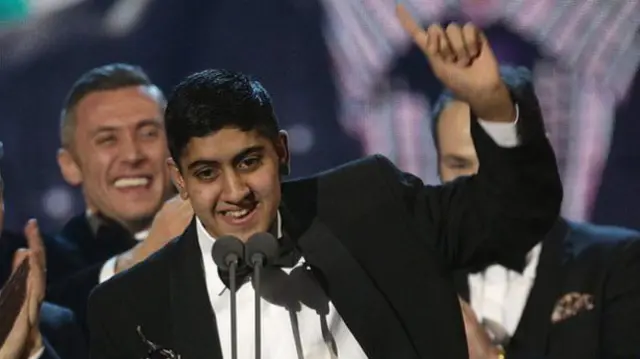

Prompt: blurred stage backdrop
[0,0,638,233]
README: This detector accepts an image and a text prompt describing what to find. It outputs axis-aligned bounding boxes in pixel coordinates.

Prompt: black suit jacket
[87,89,562,359]
[45,215,138,336]
[455,218,640,359]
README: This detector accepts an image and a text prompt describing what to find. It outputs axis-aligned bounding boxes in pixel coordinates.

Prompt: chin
[117,207,157,224]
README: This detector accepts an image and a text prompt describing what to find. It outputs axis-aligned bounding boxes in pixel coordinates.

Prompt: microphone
[211,235,245,359]
[245,232,279,359]
[290,266,338,357]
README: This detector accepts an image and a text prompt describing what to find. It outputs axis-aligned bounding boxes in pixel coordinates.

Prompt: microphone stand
[252,255,264,359]
[211,236,245,359]
[245,232,279,359]
[229,258,239,359]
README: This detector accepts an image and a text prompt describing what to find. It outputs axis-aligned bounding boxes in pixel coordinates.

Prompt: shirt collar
[85,210,148,241]
[522,243,542,279]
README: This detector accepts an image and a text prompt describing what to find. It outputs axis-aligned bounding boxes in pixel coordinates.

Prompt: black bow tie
[218,233,301,290]
[468,257,527,274]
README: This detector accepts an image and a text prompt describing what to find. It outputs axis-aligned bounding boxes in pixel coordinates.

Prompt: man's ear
[276,130,291,176]
[57,148,83,186]
[168,158,189,200]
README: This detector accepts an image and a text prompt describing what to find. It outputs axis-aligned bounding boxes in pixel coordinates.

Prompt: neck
[86,210,152,236]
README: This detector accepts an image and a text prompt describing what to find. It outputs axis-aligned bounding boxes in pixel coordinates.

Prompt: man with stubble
[44,64,193,335]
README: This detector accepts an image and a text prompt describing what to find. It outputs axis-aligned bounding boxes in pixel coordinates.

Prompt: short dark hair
[430,65,532,151]
[164,69,280,164]
[60,63,164,148]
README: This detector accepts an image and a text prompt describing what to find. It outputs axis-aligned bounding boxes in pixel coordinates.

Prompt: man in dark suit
[44,64,192,332]
[432,66,640,358]
[88,9,562,359]
[0,143,87,359]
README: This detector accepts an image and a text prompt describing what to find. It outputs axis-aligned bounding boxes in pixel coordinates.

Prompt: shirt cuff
[28,346,45,359]
[476,104,520,148]
[99,256,118,283]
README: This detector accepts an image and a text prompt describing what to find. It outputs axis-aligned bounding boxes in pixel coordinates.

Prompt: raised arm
[387,5,562,269]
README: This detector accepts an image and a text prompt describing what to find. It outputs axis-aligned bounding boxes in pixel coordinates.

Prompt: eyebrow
[442,154,473,163]
[136,118,163,129]
[90,118,162,137]
[186,145,265,171]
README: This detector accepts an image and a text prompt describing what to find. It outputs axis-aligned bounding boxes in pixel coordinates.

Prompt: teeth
[114,177,149,188]
[224,209,251,218]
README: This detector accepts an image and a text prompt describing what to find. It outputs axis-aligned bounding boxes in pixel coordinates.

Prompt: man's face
[437,100,479,183]
[172,127,288,242]
[58,86,171,230]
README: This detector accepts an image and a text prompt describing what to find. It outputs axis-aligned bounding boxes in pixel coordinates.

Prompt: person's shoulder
[324,154,394,174]
[562,219,640,260]
[298,154,397,183]
[567,220,640,246]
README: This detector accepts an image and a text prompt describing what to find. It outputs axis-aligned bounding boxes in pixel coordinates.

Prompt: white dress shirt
[468,243,542,343]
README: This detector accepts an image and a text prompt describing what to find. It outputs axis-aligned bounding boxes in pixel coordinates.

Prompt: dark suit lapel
[509,219,569,355]
[453,271,471,302]
[169,219,223,359]
[279,203,419,359]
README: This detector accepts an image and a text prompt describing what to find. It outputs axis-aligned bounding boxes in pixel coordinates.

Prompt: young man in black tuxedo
[0,143,87,359]
[433,66,640,358]
[87,7,562,359]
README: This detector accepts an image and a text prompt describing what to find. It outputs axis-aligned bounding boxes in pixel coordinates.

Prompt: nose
[119,134,146,164]
[220,171,250,203]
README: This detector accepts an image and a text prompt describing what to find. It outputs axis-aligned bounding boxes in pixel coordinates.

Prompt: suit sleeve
[601,237,640,357]
[377,84,562,270]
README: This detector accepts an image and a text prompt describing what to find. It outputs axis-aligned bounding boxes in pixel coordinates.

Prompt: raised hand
[0,289,31,359]
[396,4,514,123]
[0,220,46,359]
[24,220,45,324]
[116,196,193,274]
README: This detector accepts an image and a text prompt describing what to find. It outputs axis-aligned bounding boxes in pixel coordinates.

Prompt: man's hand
[115,196,193,273]
[0,286,31,359]
[396,5,515,123]
[0,220,46,359]
[459,298,502,359]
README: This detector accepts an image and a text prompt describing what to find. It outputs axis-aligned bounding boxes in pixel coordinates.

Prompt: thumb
[12,248,30,273]
[24,219,45,268]
[476,32,497,62]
